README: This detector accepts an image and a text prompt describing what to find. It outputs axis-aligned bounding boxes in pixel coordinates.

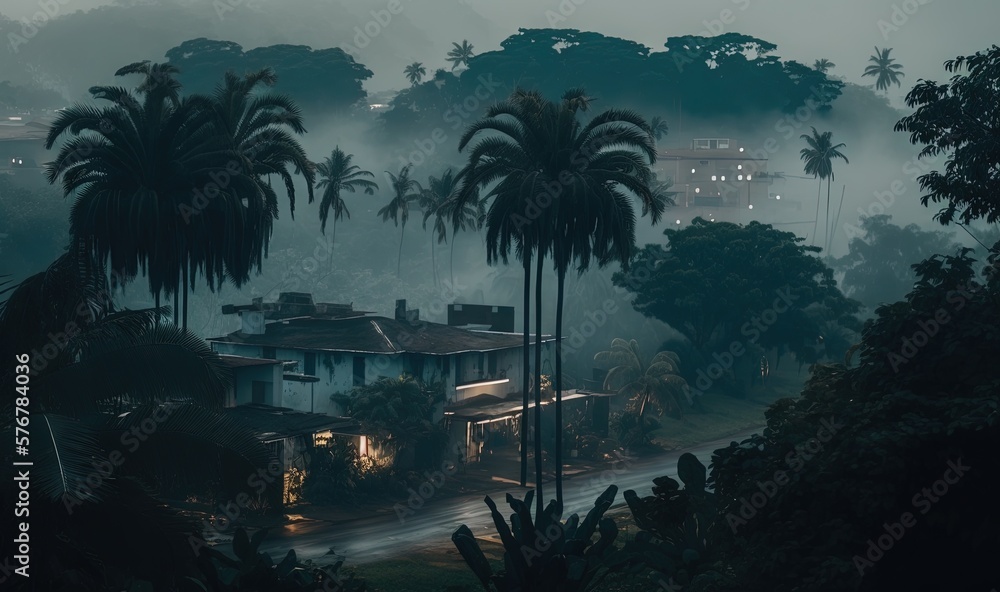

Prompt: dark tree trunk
[811,179,821,246]
[534,251,544,517]
[520,250,531,488]
[182,258,189,331]
[173,281,179,326]
[554,267,565,506]
[397,223,405,277]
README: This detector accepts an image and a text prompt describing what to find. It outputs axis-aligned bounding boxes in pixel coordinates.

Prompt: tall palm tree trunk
[330,219,338,273]
[520,250,531,488]
[533,251,544,517]
[173,281,179,326]
[450,240,456,288]
[430,234,438,286]
[554,267,565,506]
[397,223,406,277]
[811,179,821,245]
[182,258,189,331]
[824,179,832,253]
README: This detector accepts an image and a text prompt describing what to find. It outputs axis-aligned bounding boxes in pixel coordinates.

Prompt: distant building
[656,138,776,211]
[0,113,54,188]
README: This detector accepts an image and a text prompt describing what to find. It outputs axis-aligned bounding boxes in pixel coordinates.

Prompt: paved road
[228,430,759,565]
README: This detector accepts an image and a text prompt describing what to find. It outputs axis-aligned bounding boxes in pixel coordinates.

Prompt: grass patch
[346,540,506,592]
[651,366,806,450]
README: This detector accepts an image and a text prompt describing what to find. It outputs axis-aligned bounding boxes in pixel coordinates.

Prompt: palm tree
[454,87,664,511]
[314,147,378,268]
[419,171,453,286]
[649,115,669,142]
[800,127,849,252]
[45,64,314,331]
[446,40,475,70]
[0,251,273,589]
[404,62,426,86]
[379,164,422,276]
[596,339,690,421]
[813,58,836,74]
[863,47,904,94]
[204,68,315,320]
[44,61,219,329]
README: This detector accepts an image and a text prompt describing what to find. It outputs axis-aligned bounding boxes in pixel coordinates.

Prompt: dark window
[252,381,267,404]
[442,356,450,375]
[262,347,276,359]
[304,352,316,375]
[488,352,498,376]
[477,353,485,373]
[410,356,424,379]
[353,356,366,386]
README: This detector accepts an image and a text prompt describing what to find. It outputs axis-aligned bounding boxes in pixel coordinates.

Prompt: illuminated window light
[721,176,726,181]
[749,204,754,210]
[711,175,717,181]
[739,147,744,152]
[695,187,700,193]
[738,175,743,181]
[675,219,681,225]
[691,168,696,173]
[776,195,781,200]
[746,175,751,181]
[738,165,743,170]
[456,378,510,391]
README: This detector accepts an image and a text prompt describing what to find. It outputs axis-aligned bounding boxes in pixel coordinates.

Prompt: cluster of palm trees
[404,39,475,86]
[45,62,315,330]
[451,87,668,514]
[800,127,849,253]
[812,47,904,96]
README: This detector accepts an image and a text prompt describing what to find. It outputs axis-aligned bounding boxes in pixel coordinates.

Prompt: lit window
[695,187,700,193]
[721,176,726,181]
[748,204,754,210]
[691,168,696,173]
[711,175,717,181]
[738,175,743,181]
[675,219,681,225]
[737,165,743,170]
[746,175,751,181]
[739,147,745,152]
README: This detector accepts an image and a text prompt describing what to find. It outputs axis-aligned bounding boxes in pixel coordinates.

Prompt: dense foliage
[164,38,374,113]
[615,218,862,394]
[709,249,1000,591]
[833,214,961,310]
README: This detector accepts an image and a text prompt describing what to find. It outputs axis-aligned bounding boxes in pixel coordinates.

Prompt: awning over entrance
[444,389,616,423]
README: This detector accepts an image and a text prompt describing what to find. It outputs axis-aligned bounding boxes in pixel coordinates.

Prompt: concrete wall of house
[212,340,553,412]
[231,364,282,406]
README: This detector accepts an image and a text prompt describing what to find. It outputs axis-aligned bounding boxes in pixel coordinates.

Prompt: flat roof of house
[223,403,362,441]
[208,316,555,355]
[0,120,51,142]
[216,354,283,368]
